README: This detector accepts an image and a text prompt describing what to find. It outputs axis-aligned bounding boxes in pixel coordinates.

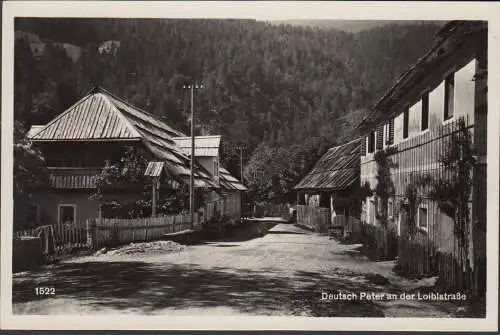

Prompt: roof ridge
[95,86,184,136]
[32,93,94,139]
[98,93,142,139]
[172,135,222,139]
[327,137,362,150]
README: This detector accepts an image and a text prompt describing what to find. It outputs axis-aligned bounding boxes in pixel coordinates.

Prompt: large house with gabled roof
[16,86,225,229]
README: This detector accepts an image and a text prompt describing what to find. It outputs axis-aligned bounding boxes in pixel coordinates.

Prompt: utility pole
[183,82,203,229]
[239,146,243,182]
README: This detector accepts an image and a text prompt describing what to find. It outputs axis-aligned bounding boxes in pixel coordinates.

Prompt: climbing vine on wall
[428,118,475,282]
[399,173,433,237]
[373,146,398,226]
[91,146,150,200]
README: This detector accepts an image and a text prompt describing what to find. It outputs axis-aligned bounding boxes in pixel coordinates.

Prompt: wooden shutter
[388,119,394,145]
[376,125,384,150]
[361,136,366,156]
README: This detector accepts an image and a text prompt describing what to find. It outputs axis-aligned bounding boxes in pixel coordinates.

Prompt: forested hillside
[14,18,443,201]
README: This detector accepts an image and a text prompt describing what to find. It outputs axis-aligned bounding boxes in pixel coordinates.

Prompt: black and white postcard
[1,1,499,332]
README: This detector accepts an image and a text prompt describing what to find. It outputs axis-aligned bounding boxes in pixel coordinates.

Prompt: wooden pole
[183,82,203,229]
[190,85,195,229]
[240,146,243,182]
[152,177,157,217]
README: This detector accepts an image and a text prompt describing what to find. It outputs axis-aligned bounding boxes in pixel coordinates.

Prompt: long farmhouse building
[357,20,487,296]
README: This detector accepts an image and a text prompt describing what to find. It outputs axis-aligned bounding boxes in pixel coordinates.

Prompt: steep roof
[30,87,217,189]
[219,166,247,192]
[294,138,362,192]
[173,136,221,157]
[357,20,486,133]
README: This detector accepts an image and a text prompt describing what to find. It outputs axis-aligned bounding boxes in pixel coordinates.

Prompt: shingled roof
[357,20,487,134]
[29,87,217,189]
[294,138,362,192]
[219,167,247,192]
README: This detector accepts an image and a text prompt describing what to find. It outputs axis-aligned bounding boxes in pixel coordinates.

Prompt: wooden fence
[265,203,290,218]
[331,215,363,242]
[14,212,200,253]
[296,205,330,233]
[15,222,88,254]
[398,235,471,291]
[88,213,198,249]
[361,223,399,261]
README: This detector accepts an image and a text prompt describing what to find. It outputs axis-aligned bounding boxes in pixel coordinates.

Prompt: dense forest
[14,18,443,201]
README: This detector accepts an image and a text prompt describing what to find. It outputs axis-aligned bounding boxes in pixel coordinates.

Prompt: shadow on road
[12,260,386,317]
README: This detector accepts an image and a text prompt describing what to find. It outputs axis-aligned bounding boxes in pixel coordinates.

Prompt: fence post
[86,219,97,249]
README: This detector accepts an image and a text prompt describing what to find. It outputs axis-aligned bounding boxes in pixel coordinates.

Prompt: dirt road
[12,222,469,316]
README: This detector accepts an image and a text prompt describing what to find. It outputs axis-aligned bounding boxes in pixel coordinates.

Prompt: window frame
[417,203,429,231]
[403,105,409,139]
[382,124,388,149]
[367,130,376,154]
[58,204,77,225]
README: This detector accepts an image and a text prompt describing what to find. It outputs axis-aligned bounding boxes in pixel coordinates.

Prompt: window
[58,204,76,225]
[367,131,376,154]
[403,106,409,139]
[421,92,429,131]
[26,203,39,226]
[388,198,394,220]
[418,205,428,229]
[444,73,455,121]
[382,123,391,148]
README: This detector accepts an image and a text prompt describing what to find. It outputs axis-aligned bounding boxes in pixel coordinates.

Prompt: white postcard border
[1,1,499,331]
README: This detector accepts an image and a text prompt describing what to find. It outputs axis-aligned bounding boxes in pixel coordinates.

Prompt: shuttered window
[421,92,429,131]
[368,131,376,153]
[382,123,391,148]
[388,119,394,145]
[403,106,409,139]
[361,136,367,156]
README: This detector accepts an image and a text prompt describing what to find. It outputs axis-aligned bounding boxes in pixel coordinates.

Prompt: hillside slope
[14,18,443,200]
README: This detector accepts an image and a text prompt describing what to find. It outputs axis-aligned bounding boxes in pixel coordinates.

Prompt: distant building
[173,136,247,221]
[294,138,362,233]
[357,21,487,295]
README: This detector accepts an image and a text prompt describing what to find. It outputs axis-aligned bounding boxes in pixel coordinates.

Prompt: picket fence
[14,212,200,254]
[14,223,88,253]
[88,213,197,249]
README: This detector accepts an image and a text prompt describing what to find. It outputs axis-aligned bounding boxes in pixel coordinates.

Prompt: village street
[12,222,468,317]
